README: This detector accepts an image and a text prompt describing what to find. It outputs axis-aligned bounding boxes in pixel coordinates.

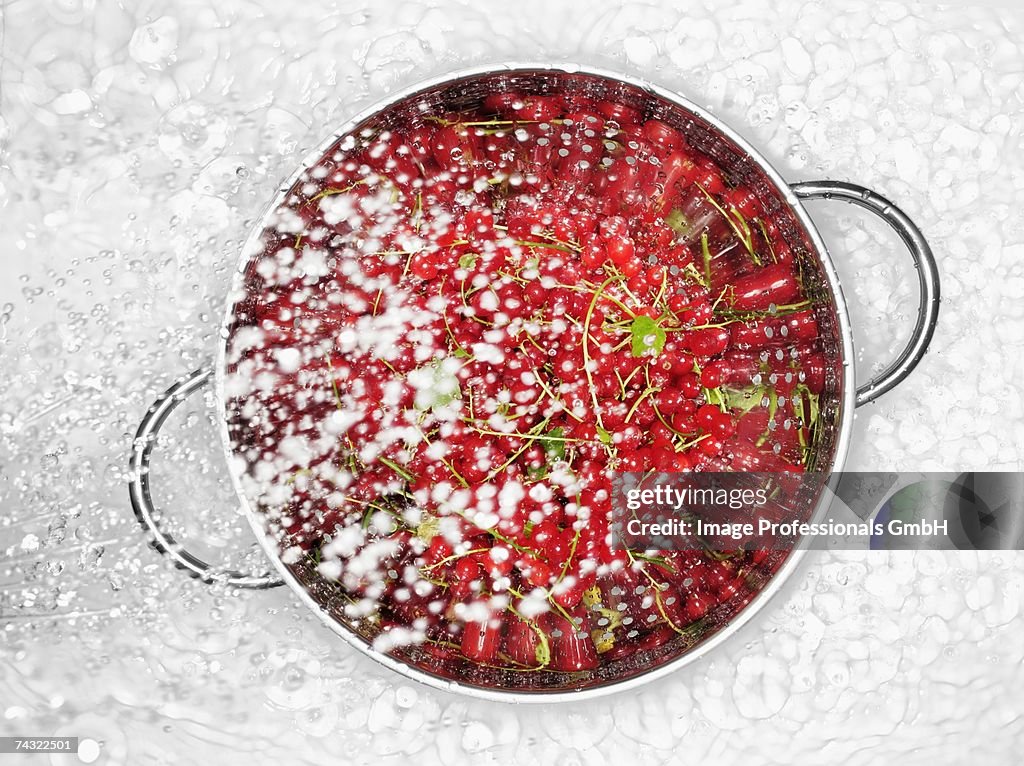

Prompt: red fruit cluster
[226,86,829,674]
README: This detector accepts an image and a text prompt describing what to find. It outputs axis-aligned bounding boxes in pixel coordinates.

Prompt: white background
[1,1,1022,764]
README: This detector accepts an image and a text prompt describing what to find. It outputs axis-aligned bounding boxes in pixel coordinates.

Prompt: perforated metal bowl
[129,64,939,701]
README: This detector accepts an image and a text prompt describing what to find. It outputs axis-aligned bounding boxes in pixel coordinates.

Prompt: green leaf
[306,544,323,565]
[666,208,691,236]
[411,359,462,412]
[723,385,765,415]
[458,252,478,269]
[630,315,667,358]
[535,631,551,666]
[526,465,549,481]
[537,427,566,462]
[793,384,820,426]
[415,513,441,542]
[596,425,612,445]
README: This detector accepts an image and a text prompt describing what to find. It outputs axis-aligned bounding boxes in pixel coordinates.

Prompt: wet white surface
[1,1,1023,764]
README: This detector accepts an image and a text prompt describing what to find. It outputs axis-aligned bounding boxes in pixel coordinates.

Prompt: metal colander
[129,64,939,701]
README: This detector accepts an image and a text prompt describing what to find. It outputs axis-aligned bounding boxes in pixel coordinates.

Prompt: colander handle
[791,180,940,407]
[128,367,284,589]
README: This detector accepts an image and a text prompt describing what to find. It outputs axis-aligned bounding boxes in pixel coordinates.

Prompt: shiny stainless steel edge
[128,367,285,589]
[791,180,940,407]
